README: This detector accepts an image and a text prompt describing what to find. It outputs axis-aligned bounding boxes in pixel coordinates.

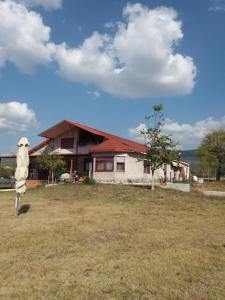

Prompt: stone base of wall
[27,180,46,189]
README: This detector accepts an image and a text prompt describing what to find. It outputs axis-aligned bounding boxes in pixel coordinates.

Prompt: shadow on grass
[18,204,30,215]
[128,184,152,190]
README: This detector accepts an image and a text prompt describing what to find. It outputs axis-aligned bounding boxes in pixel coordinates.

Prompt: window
[96,157,114,172]
[116,156,125,172]
[117,163,125,171]
[144,161,151,174]
[61,137,74,149]
[79,130,103,146]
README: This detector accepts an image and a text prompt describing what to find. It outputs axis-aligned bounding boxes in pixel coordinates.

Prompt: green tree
[141,104,177,190]
[0,166,15,178]
[37,151,66,184]
[198,151,218,180]
[198,130,225,181]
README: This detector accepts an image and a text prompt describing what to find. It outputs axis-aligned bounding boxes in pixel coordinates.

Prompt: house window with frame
[144,160,151,174]
[116,156,125,172]
[61,137,74,149]
[96,157,114,172]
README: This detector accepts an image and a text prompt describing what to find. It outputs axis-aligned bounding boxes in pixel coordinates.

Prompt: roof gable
[36,120,147,154]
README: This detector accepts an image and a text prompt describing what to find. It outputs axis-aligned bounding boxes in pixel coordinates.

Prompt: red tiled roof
[90,137,146,153]
[38,120,109,139]
[32,120,147,154]
[89,140,132,153]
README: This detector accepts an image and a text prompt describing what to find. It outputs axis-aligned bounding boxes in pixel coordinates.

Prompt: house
[27,120,190,184]
[171,160,190,182]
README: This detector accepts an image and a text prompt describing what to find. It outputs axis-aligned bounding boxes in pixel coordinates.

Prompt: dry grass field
[0,184,225,300]
[203,180,225,191]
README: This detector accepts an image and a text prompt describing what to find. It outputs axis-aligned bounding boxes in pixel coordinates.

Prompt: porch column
[70,159,73,176]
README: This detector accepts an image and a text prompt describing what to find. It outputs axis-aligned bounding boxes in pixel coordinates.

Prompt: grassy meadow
[0,184,225,299]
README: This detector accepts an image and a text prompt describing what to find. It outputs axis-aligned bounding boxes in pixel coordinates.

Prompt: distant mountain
[180,150,199,173]
[0,157,16,168]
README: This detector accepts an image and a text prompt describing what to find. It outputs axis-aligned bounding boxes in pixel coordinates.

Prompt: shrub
[83,177,96,185]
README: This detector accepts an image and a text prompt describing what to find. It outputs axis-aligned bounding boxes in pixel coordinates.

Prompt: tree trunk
[151,170,155,191]
[48,169,50,185]
[216,165,222,181]
[164,164,167,183]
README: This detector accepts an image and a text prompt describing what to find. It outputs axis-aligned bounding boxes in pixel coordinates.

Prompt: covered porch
[63,155,93,178]
[29,155,93,180]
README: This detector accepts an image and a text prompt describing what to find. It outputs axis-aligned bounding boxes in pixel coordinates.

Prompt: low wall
[204,191,225,197]
[27,180,46,189]
[165,183,191,193]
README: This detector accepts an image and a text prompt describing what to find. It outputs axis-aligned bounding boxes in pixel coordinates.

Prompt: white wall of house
[184,164,190,180]
[92,153,169,184]
[170,161,190,181]
[92,153,190,184]
[50,129,79,154]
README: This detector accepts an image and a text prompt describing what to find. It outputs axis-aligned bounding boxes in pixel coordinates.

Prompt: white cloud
[0,101,38,133]
[0,2,196,99]
[129,116,225,150]
[0,0,55,73]
[104,22,115,29]
[14,0,62,10]
[54,3,196,98]
[87,90,101,98]
[209,0,225,11]
[128,123,147,143]
[55,33,115,84]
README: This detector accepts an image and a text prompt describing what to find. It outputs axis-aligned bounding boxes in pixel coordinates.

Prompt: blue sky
[0,0,225,152]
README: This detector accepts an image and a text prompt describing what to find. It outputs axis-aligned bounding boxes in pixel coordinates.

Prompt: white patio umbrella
[15,137,29,215]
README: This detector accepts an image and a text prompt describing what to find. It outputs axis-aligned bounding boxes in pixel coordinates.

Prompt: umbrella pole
[15,193,20,216]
